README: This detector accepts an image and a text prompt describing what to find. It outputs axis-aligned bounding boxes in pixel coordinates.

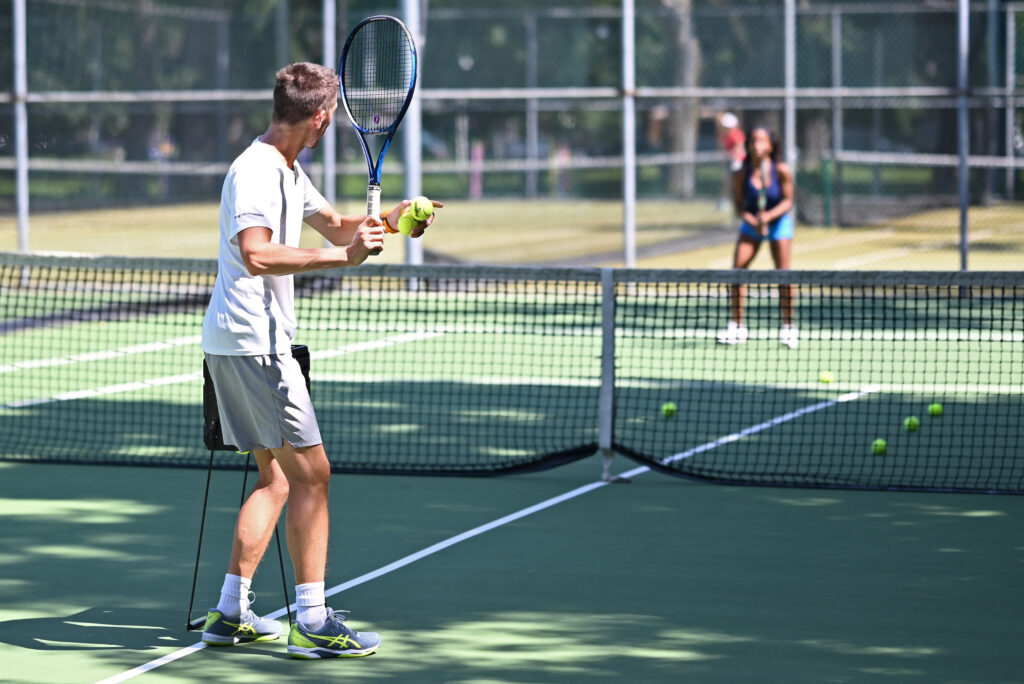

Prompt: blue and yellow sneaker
[201,608,283,646]
[287,609,381,659]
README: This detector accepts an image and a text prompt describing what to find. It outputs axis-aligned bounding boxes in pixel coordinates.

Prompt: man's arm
[305,200,437,243]
[302,205,368,247]
[236,222,383,276]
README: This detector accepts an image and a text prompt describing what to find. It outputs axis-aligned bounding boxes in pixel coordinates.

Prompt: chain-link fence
[1,1,1020,256]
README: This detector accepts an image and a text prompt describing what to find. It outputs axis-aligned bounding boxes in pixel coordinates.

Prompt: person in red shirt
[717,112,746,211]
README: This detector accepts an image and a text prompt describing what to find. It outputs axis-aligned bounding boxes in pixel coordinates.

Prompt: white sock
[296,581,327,631]
[216,573,252,616]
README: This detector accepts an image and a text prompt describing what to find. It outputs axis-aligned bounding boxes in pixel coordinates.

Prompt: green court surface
[2,204,1022,682]
[1,457,1023,684]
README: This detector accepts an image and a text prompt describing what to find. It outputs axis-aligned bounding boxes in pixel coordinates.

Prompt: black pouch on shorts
[203,344,312,452]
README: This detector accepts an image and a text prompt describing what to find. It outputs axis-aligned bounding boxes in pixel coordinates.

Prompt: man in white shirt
[199,62,435,660]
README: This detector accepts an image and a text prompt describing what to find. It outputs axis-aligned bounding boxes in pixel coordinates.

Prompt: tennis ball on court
[661,402,677,418]
[903,416,920,432]
[928,402,943,417]
[871,438,887,455]
[819,371,834,384]
[397,195,434,235]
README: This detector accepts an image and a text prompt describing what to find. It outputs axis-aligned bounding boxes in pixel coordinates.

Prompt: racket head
[339,16,417,136]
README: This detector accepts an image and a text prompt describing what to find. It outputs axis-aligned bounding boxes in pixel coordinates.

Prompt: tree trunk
[663,0,701,198]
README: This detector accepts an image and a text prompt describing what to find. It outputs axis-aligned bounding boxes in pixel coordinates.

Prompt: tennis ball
[928,402,943,417]
[903,416,920,432]
[871,438,887,455]
[409,196,434,221]
[661,402,677,418]
[397,195,434,236]
[819,371,833,384]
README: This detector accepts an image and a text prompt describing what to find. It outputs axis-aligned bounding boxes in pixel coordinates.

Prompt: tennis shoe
[717,321,749,345]
[780,324,799,349]
[288,608,381,659]
[201,608,282,646]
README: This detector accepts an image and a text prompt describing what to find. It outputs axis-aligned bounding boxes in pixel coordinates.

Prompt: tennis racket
[339,15,418,255]
[758,156,770,234]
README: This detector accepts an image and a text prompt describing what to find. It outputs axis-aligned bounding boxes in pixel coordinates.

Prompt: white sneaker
[780,324,799,349]
[717,321,749,345]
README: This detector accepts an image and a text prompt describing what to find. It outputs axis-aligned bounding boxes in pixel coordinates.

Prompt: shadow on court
[6,370,1021,493]
[0,377,600,473]
[1,457,1023,683]
[0,607,186,652]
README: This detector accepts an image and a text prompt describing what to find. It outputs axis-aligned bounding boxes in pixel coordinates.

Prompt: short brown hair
[272,62,339,125]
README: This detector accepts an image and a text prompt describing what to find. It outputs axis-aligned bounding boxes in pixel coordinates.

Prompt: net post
[598,268,627,482]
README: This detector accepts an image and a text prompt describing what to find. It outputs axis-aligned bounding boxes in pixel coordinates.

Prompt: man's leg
[267,442,331,630]
[202,450,290,646]
[269,441,384,659]
[267,442,331,584]
[228,449,290,579]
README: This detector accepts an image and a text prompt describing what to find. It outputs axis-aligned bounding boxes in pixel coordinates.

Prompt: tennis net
[1,253,1021,493]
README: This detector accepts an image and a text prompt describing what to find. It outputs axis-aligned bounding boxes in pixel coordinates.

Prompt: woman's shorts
[739,212,795,242]
[204,351,322,452]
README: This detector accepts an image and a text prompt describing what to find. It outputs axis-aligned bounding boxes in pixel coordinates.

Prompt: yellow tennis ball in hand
[409,196,434,221]
[397,195,434,235]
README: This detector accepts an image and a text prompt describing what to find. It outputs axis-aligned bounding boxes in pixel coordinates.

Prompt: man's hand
[382,199,444,239]
[347,216,386,264]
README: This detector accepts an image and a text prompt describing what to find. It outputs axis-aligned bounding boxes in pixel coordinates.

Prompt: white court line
[0,335,202,374]
[93,479,611,684]
[310,330,443,360]
[93,385,877,684]
[5,373,203,409]
[0,328,443,378]
[2,332,446,411]
[660,385,881,466]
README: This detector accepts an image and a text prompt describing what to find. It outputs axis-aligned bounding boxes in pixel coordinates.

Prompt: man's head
[273,62,339,128]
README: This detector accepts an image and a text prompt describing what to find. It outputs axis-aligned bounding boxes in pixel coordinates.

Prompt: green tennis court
[2,459,1024,683]
[2,253,1023,683]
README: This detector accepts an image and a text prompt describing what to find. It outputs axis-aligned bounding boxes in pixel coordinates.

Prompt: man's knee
[282,443,331,492]
[262,475,290,502]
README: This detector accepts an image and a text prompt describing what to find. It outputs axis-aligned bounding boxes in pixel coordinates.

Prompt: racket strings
[342,20,414,133]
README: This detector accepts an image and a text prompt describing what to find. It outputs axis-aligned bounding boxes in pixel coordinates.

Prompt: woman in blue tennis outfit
[717,125,798,348]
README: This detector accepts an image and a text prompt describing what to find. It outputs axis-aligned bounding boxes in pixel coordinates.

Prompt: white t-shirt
[202,139,326,356]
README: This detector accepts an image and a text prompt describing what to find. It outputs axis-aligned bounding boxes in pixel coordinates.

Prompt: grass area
[2,200,1023,270]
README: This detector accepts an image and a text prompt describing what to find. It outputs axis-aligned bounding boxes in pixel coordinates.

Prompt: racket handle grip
[367,184,382,256]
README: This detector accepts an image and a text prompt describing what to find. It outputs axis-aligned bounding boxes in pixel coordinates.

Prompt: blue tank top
[743,160,783,215]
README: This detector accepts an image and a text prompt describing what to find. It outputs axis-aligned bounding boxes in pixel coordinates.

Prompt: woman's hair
[745,125,781,164]
[272,62,339,125]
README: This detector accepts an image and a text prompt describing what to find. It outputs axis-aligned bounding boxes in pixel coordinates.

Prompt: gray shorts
[204,351,322,452]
